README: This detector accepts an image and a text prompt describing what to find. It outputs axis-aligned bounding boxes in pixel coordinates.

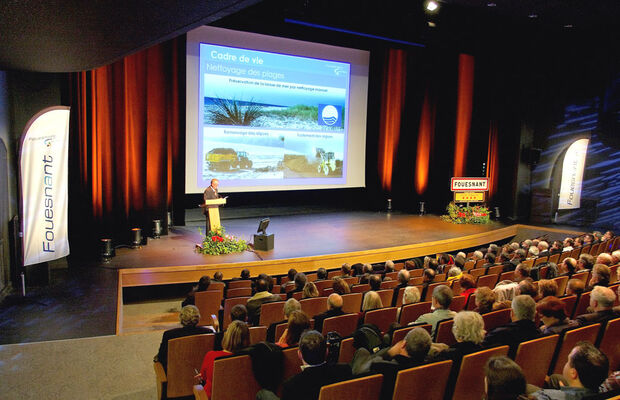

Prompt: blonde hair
[403,286,421,305]
[222,320,250,352]
[179,305,201,327]
[452,311,486,344]
[302,282,319,298]
[362,291,383,311]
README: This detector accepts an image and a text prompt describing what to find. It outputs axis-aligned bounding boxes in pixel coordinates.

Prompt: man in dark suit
[482,295,540,358]
[154,305,214,371]
[313,294,345,334]
[391,269,409,307]
[202,178,220,232]
[246,278,281,326]
[575,286,620,337]
[281,330,352,400]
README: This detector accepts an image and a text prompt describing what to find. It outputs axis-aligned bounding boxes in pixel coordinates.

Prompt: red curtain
[415,89,436,195]
[70,39,182,239]
[378,49,407,192]
[453,54,474,177]
[486,120,499,201]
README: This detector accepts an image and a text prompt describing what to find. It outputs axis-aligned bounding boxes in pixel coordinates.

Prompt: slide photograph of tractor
[206,148,253,171]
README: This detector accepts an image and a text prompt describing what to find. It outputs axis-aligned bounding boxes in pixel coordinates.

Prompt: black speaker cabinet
[253,233,274,251]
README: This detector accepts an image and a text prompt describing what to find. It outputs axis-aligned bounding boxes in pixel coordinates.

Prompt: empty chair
[395,287,407,307]
[226,287,252,298]
[377,289,394,307]
[195,290,223,326]
[475,259,486,269]
[552,276,569,297]
[222,296,250,329]
[322,313,358,337]
[597,317,620,371]
[155,333,214,399]
[338,337,356,363]
[449,295,466,312]
[341,292,363,314]
[476,274,499,289]
[318,374,383,400]
[399,301,432,325]
[227,280,251,290]
[482,309,512,332]
[392,360,453,400]
[208,354,260,400]
[300,296,328,318]
[514,334,560,387]
[434,319,456,346]
[394,262,405,270]
[539,266,549,280]
[274,322,288,343]
[550,324,601,375]
[450,346,510,400]
[249,326,267,344]
[364,307,398,334]
[569,247,581,259]
[258,301,285,327]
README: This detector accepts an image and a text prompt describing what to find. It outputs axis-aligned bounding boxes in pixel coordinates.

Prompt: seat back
[226,287,252,298]
[380,280,399,290]
[211,354,260,400]
[227,280,251,289]
[558,251,570,263]
[410,269,424,278]
[550,324,601,374]
[572,291,592,319]
[391,324,432,345]
[393,360,453,400]
[559,295,577,321]
[514,334,560,387]
[195,290,224,326]
[468,268,486,280]
[464,260,475,271]
[433,273,447,282]
[249,326,267,345]
[322,313,359,337]
[306,273,318,282]
[498,271,515,282]
[609,265,618,284]
[476,274,499,289]
[364,307,398,334]
[259,301,285,327]
[385,271,399,280]
[549,253,560,264]
[487,265,504,275]
[552,276,569,297]
[475,259,486,269]
[327,270,341,279]
[451,279,463,296]
[535,256,549,266]
[399,301,432,325]
[424,283,446,302]
[300,296,328,318]
[408,277,424,286]
[222,296,250,329]
[341,293,363,314]
[167,334,215,398]
[598,317,620,371]
[395,287,407,307]
[571,271,589,285]
[377,289,394,307]
[282,346,303,383]
[521,258,534,268]
[570,247,582,259]
[275,322,288,343]
[352,283,370,293]
[338,337,356,363]
[318,374,383,400]
[449,295,466,312]
[343,277,359,286]
[434,319,456,345]
[451,346,510,400]
[482,309,512,332]
[315,280,334,295]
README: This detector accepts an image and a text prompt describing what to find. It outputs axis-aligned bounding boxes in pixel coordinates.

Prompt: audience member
[446,266,462,282]
[332,277,351,295]
[302,281,319,299]
[459,274,477,304]
[550,241,564,255]
[250,342,283,400]
[482,295,540,357]
[537,279,559,300]
[281,331,352,400]
[421,268,436,299]
[276,310,310,348]
[266,298,301,342]
[602,230,614,242]
[612,250,620,265]
[566,279,585,297]
[283,269,298,289]
[413,285,456,336]
[238,269,251,280]
[475,287,497,315]
[384,260,395,273]
[391,269,410,306]
[369,274,382,291]
[576,254,595,272]
[563,238,574,252]
[586,264,610,290]
[213,271,224,283]
[397,286,421,321]
[199,320,250,398]
[361,290,383,313]
[247,277,281,326]
[538,241,550,256]
[155,305,214,371]
[214,304,248,350]
[559,257,578,278]
[595,253,613,266]
[316,268,328,280]
[575,286,620,327]
[536,296,578,334]
[313,294,345,334]
[485,356,529,400]
[287,272,307,299]
[531,342,608,400]
[182,275,211,307]
[337,263,351,279]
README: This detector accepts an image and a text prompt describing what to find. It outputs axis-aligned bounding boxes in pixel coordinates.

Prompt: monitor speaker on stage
[253,233,274,251]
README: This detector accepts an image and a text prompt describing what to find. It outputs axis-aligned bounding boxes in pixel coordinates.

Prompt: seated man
[575,285,620,329]
[532,342,609,400]
[337,263,352,279]
[586,264,611,290]
[482,295,540,357]
[420,268,436,300]
[595,253,613,266]
[281,330,353,400]
[391,269,410,306]
[214,304,247,350]
[316,267,328,281]
[246,277,282,326]
[412,285,456,337]
[312,294,345,334]
[154,305,214,371]
[576,254,595,273]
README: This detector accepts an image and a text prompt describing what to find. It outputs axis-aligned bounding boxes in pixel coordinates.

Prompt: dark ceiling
[1,0,618,72]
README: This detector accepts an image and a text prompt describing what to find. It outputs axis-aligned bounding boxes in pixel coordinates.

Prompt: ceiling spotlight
[427,21,437,28]
[426,1,439,12]
[528,14,538,19]
[487,2,497,7]
[564,24,574,28]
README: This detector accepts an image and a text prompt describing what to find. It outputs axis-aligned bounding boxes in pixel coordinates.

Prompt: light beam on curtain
[415,89,435,195]
[378,49,407,192]
[486,120,499,200]
[453,54,474,177]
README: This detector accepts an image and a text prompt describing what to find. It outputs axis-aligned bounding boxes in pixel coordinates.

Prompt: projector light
[426,1,439,12]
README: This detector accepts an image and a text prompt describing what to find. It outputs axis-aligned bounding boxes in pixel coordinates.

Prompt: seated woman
[484,356,530,400]
[155,305,214,371]
[302,282,319,299]
[199,320,250,397]
[397,286,421,321]
[474,287,496,315]
[182,275,211,307]
[332,277,351,295]
[276,310,311,348]
[458,274,477,304]
[536,296,578,334]
[358,290,383,325]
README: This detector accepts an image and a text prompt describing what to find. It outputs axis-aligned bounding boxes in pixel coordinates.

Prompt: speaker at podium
[253,218,274,251]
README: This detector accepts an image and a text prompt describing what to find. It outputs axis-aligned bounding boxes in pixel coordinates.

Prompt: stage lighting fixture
[131,228,142,248]
[257,218,270,235]
[426,1,439,12]
[387,198,392,213]
[152,219,162,239]
[100,238,114,261]
[419,201,426,216]
[494,207,501,219]
[167,211,173,229]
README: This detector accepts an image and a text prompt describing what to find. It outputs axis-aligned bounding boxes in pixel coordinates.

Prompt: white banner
[20,107,70,266]
[558,138,589,210]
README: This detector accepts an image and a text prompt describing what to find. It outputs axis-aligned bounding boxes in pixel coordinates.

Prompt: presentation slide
[186,27,369,193]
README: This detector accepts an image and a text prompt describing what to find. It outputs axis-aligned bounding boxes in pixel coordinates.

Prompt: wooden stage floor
[104,211,582,290]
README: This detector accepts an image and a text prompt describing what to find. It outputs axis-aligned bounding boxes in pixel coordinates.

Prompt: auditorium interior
[0,1,619,399]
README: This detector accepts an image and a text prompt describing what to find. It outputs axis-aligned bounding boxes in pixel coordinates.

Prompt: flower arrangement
[196,226,248,255]
[440,202,492,224]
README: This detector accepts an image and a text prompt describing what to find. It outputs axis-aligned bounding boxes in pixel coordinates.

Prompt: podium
[201,198,227,232]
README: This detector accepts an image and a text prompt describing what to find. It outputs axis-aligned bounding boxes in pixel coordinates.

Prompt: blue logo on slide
[319,104,341,126]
